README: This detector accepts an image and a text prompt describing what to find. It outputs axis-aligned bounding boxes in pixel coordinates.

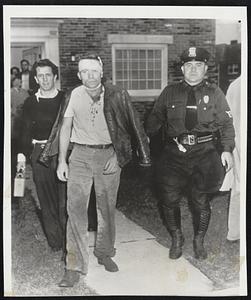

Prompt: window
[109,35,172,98]
[227,64,239,75]
[115,48,162,91]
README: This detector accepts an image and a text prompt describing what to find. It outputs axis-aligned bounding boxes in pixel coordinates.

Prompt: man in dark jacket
[18,59,67,253]
[146,47,235,261]
[40,54,151,287]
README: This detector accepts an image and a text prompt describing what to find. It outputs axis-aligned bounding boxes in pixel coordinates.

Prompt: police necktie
[185,87,198,131]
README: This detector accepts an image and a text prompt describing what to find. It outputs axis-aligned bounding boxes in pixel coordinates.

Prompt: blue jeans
[66,144,121,274]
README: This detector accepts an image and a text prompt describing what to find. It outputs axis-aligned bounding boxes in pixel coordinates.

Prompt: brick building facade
[216,40,241,94]
[57,18,216,121]
[11,18,217,122]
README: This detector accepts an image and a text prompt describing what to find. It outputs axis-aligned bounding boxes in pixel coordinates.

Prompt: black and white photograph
[3,5,248,297]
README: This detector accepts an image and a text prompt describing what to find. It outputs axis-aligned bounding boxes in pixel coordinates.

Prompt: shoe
[51,246,62,252]
[58,269,80,287]
[98,257,119,272]
[169,229,184,259]
[193,234,207,260]
[88,226,97,232]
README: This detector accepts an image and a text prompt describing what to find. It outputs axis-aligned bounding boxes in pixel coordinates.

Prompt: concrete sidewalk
[85,210,220,296]
[23,166,240,296]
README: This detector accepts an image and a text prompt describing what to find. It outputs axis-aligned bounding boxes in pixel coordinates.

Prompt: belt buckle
[187,134,196,145]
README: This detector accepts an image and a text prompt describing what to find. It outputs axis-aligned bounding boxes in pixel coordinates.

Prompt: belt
[32,139,47,145]
[76,143,112,149]
[169,133,214,146]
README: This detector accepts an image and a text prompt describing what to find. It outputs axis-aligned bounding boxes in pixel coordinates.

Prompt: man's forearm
[58,123,71,163]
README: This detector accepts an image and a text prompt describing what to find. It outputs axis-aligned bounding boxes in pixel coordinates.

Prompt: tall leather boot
[193,208,211,260]
[164,207,184,259]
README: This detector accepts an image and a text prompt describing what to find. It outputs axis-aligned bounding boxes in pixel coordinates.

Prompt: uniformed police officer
[146,47,235,260]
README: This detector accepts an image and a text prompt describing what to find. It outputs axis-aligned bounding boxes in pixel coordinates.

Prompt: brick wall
[58,18,216,121]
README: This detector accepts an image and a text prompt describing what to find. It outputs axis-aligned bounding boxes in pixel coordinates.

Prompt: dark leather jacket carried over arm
[39,83,151,168]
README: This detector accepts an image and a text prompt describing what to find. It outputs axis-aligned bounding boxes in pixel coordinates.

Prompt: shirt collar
[35,88,59,102]
[82,84,105,102]
[182,79,206,90]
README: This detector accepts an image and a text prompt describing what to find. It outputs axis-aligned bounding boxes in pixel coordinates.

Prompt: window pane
[139,50,146,59]
[116,70,123,79]
[139,81,146,89]
[116,61,122,70]
[154,80,161,89]
[155,70,161,79]
[132,81,138,89]
[148,80,154,89]
[131,61,139,70]
[155,60,161,69]
[131,50,138,59]
[140,70,146,79]
[123,50,128,59]
[123,61,128,70]
[154,50,161,59]
[148,70,154,79]
[148,60,154,69]
[140,60,146,69]
[148,50,154,59]
[132,70,138,79]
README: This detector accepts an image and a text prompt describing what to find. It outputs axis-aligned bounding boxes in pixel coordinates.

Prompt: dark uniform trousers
[155,140,225,234]
[31,143,67,250]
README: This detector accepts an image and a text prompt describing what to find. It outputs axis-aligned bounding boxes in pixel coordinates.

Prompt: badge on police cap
[188,47,196,58]
[180,47,210,64]
[203,95,209,104]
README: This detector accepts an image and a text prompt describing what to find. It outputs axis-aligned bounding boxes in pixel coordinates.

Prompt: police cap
[180,47,210,65]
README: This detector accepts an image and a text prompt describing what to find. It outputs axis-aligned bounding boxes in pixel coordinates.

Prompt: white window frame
[109,35,173,98]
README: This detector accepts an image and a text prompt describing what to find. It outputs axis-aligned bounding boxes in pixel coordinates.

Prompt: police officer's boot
[164,207,184,259]
[193,209,211,260]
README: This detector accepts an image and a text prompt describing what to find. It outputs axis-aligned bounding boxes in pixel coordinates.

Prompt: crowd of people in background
[10,50,241,288]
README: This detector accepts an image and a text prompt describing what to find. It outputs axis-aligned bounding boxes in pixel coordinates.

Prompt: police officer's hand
[221,151,233,172]
[103,151,119,175]
[57,160,69,181]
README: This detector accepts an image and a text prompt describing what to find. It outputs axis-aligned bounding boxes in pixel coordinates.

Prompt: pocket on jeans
[68,146,76,163]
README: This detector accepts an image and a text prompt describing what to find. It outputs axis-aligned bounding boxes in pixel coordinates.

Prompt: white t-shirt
[64,85,112,145]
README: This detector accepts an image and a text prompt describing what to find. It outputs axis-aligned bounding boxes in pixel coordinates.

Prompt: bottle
[13,153,26,197]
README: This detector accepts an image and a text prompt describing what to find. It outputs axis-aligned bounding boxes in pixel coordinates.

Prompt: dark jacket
[21,71,39,95]
[146,80,235,153]
[38,83,151,168]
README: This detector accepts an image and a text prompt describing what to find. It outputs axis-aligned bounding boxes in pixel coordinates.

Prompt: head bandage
[78,58,103,73]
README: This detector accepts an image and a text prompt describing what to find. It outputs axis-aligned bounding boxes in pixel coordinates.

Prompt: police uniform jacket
[39,83,151,168]
[146,80,235,153]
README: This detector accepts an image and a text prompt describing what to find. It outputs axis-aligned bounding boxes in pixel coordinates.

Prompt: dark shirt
[146,80,235,152]
[21,91,64,156]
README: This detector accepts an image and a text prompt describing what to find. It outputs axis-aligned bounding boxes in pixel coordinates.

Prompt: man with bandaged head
[39,54,151,287]
[146,47,235,261]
